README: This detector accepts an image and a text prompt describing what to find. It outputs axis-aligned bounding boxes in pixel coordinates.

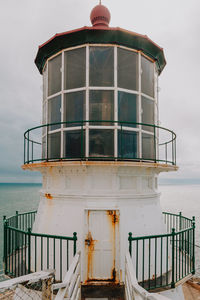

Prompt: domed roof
[90,4,111,27]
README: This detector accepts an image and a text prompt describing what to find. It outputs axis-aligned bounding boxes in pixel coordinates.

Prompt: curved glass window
[90,47,114,87]
[64,91,85,127]
[48,95,61,130]
[44,45,157,162]
[48,132,61,159]
[64,130,85,158]
[48,54,61,96]
[43,66,47,101]
[118,131,138,159]
[141,56,154,97]
[118,92,137,127]
[64,47,86,90]
[118,48,138,91]
[142,134,155,160]
[142,97,154,132]
[89,90,114,125]
[89,130,114,157]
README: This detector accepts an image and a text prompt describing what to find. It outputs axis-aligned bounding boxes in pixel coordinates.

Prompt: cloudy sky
[0,0,199,182]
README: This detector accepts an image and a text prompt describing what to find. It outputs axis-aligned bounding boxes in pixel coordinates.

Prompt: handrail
[23,120,177,166]
[3,211,78,281]
[53,251,81,300]
[125,252,170,300]
[128,212,195,291]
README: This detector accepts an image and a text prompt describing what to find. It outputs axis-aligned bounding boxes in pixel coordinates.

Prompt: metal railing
[3,211,77,281]
[53,251,81,300]
[128,212,195,291]
[23,121,176,165]
[125,252,170,300]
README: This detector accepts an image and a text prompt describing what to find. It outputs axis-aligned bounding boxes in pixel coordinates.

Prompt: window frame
[42,44,158,160]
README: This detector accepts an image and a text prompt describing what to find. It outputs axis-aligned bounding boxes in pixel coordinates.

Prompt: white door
[85,210,119,282]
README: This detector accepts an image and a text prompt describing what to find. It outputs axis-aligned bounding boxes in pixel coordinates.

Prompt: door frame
[83,208,120,283]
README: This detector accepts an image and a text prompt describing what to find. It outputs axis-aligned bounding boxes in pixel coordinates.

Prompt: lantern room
[35,3,167,164]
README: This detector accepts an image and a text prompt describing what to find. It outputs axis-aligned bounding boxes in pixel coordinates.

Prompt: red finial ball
[90,4,111,27]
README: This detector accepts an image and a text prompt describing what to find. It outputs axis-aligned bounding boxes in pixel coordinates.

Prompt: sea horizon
[1,180,200,277]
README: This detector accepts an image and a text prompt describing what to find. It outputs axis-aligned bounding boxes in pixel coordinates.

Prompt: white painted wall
[32,163,168,283]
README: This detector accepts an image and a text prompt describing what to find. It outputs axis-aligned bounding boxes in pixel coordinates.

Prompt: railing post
[47,125,49,162]
[73,232,77,256]
[31,141,33,163]
[172,132,174,165]
[81,123,83,159]
[121,124,123,159]
[15,211,19,250]
[192,216,195,275]
[175,139,176,165]
[128,232,132,256]
[24,135,26,164]
[171,228,175,288]
[3,216,8,274]
[154,125,157,163]
[28,227,31,273]
[27,131,30,163]
[179,212,182,231]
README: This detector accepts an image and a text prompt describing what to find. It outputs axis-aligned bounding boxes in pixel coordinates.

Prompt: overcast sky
[0,0,199,182]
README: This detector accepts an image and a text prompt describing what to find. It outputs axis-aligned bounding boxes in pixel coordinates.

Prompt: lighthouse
[18,2,195,299]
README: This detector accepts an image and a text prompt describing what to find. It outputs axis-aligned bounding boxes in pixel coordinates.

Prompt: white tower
[23,3,179,296]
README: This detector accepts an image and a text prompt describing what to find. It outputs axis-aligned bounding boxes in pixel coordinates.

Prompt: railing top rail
[4,210,37,222]
[23,120,177,166]
[129,212,194,241]
[5,225,77,241]
[4,211,77,241]
[24,120,176,140]
[162,211,193,223]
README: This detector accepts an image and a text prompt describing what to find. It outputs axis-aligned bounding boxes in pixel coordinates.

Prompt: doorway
[85,210,120,282]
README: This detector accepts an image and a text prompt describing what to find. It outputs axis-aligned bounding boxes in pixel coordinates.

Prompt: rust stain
[22,161,178,172]
[85,210,119,284]
[107,210,119,283]
[85,231,97,281]
[107,210,119,225]
[45,193,53,199]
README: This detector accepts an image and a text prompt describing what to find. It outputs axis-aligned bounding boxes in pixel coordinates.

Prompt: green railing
[24,120,176,165]
[128,212,195,291]
[3,211,77,281]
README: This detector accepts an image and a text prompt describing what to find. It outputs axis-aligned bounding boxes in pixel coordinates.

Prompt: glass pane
[48,95,61,130]
[42,103,47,136]
[42,136,46,159]
[48,132,61,159]
[118,92,137,127]
[64,91,85,127]
[141,56,154,97]
[90,47,114,86]
[64,47,86,90]
[48,54,62,96]
[142,133,155,160]
[89,130,114,157]
[142,97,154,132]
[43,66,47,101]
[89,90,114,125]
[64,130,85,158]
[118,130,138,159]
[118,48,138,91]
[42,102,47,134]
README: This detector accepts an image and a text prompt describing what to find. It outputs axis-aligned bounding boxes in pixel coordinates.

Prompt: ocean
[0,182,200,276]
